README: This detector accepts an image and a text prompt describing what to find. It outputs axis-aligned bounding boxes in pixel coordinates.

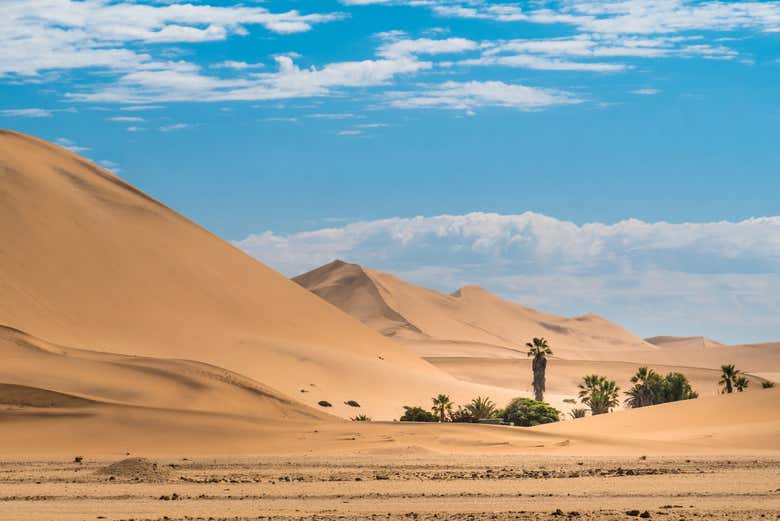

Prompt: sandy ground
[0,455,778,521]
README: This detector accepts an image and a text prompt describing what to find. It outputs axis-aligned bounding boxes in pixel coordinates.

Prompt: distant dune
[646,336,724,349]
[294,260,655,359]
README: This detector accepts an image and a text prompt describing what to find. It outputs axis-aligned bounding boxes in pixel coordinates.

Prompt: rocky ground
[0,455,778,520]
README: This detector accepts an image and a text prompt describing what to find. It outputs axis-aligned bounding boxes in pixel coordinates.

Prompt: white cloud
[631,88,660,95]
[159,122,189,131]
[0,0,344,77]
[307,113,359,119]
[337,129,364,136]
[212,61,266,70]
[378,37,478,59]
[234,211,780,343]
[108,116,145,122]
[0,108,53,118]
[55,137,90,152]
[359,0,780,35]
[97,159,120,172]
[387,81,582,112]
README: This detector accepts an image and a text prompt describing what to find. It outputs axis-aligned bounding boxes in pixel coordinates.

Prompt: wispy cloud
[387,81,581,113]
[55,137,90,152]
[1,108,54,118]
[159,122,189,132]
[108,116,144,122]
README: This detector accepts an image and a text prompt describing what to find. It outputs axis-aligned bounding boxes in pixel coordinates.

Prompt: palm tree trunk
[532,355,547,402]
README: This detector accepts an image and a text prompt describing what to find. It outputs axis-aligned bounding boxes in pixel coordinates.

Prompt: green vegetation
[719,364,741,394]
[526,337,553,402]
[431,394,453,422]
[568,407,588,419]
[734,375,749,392]
[351,414,371,422]
[624,368,698,408]
[466,396,499,419]
[399,405,437,422]
[762,381,776,389]
[578,374,620,415]
[501,397,560,427]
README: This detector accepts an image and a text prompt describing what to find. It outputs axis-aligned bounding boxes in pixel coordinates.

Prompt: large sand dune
[0,130,519,420]
[294,261,655,359]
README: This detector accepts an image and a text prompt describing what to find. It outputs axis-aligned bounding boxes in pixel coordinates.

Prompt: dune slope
[0,130,511,420]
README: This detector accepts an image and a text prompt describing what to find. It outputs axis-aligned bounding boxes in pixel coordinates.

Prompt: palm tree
[578,374,620,415]
[624,367,660,408]
[526,337,553,402]
[719,364,739,394]
[734,376,749,392]
[466,396,498,419]
[431,394,453,422]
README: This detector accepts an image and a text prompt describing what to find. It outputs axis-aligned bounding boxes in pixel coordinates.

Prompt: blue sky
[2,0,779,343]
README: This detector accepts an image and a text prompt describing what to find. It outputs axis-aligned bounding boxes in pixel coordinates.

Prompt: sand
[0,455,778,521]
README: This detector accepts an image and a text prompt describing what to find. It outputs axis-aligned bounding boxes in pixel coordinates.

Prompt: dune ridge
[295,260,656,359]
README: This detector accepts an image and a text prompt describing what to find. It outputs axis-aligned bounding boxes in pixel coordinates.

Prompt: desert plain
[0,129,778,520]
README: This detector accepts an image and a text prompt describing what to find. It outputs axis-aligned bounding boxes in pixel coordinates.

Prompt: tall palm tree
[526,337,553,402]
[466,396,498,419]
[624,367,660,408]
[734,375,749,392]
[431,394,453,422]
[719,364,739,394]
[578,374,620,415]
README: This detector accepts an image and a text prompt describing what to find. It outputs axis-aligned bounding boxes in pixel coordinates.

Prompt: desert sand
[1,130,779,520]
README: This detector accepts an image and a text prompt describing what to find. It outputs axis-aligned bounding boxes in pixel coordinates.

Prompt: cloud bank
[235,212,780,343]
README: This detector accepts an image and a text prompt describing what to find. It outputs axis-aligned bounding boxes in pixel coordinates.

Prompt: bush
[762,381,775,389]
[351,414,371,422]
[655,372,699,403]
[569,407,588,419]
[501,398,560,427]
[399,405,437,422]
[344,400,361,407]
[449,406,479,423]
[317,400,332,407]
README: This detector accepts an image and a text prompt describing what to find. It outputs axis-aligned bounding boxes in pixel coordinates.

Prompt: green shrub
[569,407,588,419]
[500,398,560,427]
[351,414,371,422]
[762,381,775,389]
[400,405,437,422]
[449,406,478,423]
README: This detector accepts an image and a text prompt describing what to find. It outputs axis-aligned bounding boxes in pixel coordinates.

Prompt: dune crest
[295,260,655,359]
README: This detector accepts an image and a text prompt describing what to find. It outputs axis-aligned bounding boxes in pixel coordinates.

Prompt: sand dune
[0,130,522,420]
[646,336,725,349]
[295,261,655,359]
[0,325,327,420]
